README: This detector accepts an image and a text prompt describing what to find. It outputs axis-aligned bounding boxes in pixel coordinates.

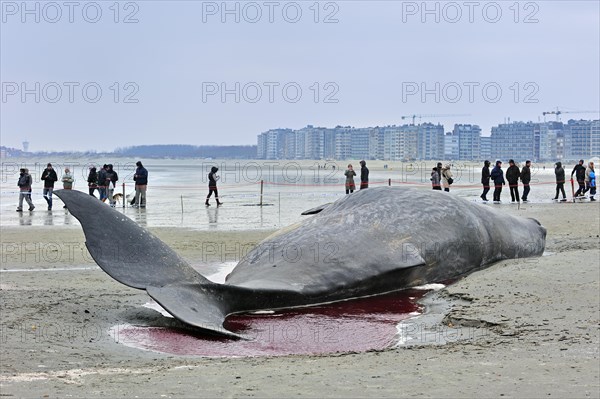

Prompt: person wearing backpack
[40,163,58,210]
[441,164,453,192]
[16,168,35,212]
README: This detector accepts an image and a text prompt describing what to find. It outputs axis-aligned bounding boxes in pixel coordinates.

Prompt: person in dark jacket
[490,160,505,204]
[87,166,98,197]
[553,161,567,201]
[206,166,222,206]
[521,160,532,202]
[105,164,119,207]
[505,159,521,203]
[359,160,369,189]
[97,164,108,202]
[16,168,35,212]
[40,163,58,210]
[133,161,148,207]
[571,159,587,197]
[480,160,490,202]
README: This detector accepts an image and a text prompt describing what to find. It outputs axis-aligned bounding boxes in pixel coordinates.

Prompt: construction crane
[542,109,599,121]
[400,113,471,125]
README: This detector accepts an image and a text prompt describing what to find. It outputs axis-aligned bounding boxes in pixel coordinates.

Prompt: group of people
[430,163,454,192]
[16,161,149,212]
[479,159,532,203]
[86,164,120,207]
[16,159,598,212]
[567,160,596,201]
[477,159,596,203]
[17,163,74,211]
[344,160,369,194]
[86,162,148,207]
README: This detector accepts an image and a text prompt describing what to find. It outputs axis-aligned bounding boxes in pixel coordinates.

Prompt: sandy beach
[1,199,599,398]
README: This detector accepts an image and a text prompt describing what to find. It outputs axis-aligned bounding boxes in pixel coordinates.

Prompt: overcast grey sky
[1,0,599,152]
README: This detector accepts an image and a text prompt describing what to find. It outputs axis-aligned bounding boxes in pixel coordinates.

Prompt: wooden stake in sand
[259,180,264,206]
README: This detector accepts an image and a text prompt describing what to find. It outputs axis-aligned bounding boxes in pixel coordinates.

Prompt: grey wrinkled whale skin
[55,187,546,339]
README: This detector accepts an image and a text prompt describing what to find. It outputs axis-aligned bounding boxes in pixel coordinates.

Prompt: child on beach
[344,164,356,194]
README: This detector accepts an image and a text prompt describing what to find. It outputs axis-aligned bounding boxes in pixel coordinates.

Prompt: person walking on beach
[97,164,108,202]
[206,166,222,207]
[431,166,442,190]
[521,160,532,202]
[344,164,356,194]
[480,160,490,201]
[490,160,505,204]
[359,160,369,189]
[506,159,521,203]
[133,161,148,208]
[87,166,98,197]
[61,168,75,208]
[571,160,587,198]
[585,162,596,201]
[16,168,34,212]
[441,164,453,192]
[553,161,567,202]
[41,163,58,210]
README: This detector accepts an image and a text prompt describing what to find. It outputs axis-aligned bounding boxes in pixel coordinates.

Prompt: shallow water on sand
[1,158,565,230]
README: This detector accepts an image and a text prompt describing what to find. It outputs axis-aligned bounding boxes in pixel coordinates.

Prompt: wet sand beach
[1,200,599,397]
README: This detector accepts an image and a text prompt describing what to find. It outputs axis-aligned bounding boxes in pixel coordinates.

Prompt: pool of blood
[114,289,427,357]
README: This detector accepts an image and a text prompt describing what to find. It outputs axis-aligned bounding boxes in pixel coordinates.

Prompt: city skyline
[7,112,599,155]
[257,119,600,162]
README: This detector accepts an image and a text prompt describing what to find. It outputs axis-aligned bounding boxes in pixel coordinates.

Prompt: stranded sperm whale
[55,187,546,339]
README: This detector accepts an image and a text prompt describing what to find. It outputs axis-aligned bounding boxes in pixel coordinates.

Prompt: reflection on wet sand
[207,207,219,226]
[18,212,33,226]
[44,210,54,226]
[132,207,147,227]
[62,208,72,225]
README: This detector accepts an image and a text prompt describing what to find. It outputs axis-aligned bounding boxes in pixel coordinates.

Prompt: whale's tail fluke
[54,189,248,338]
[146,284,247,339]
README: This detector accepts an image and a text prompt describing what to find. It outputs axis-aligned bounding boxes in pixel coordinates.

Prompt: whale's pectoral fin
[146,283,247,339]
[301,203,332,215]
[54,189,210,289]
